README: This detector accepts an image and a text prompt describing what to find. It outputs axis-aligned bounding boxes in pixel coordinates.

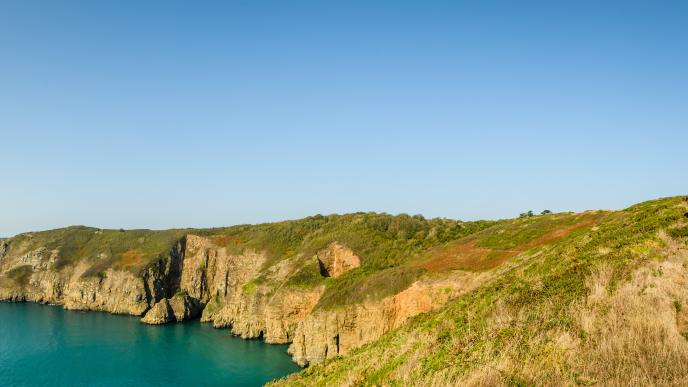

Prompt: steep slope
[273,197,688,385]
[0,227,188,314]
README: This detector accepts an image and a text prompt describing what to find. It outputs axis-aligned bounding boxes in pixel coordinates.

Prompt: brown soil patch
[421,240,513,272]
[519,216,600,250]
[421,216,602,272]
[116,249,144,269]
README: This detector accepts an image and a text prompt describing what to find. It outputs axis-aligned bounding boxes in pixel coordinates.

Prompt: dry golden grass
[569,251,688,386]
[446,233,688,387]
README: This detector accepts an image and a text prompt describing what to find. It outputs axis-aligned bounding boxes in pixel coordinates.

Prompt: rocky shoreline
[0,233,465,366]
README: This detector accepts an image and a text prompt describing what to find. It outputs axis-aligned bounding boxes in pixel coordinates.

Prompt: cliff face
[288,273,489,366]
[172,235,478,366]
[0,231,477,366]
[176,235,324,344]
[0,264,153,314]
[0,237,182,315]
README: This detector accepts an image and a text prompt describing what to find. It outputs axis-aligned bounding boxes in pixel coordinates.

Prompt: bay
[0,302,299,386]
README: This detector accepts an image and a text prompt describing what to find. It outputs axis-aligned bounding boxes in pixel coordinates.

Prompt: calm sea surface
[0,302,299,386]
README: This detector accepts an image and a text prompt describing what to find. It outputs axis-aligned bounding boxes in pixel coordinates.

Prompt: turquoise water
[0,302,300,386]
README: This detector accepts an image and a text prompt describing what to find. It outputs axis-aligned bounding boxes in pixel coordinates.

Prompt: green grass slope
[3,213,497,307]
[273,196,688,386]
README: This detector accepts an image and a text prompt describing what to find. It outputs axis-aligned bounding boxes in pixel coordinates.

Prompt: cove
[0,302,300,386]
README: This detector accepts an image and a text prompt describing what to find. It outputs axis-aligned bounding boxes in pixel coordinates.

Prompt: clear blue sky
[1,1,686,237]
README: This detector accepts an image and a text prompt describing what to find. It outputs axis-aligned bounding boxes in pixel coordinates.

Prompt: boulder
[141,294,202,325]
[169,294,202,321]
[141,298,174,325]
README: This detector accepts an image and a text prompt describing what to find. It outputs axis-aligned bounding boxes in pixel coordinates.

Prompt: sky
[1,1,686,237]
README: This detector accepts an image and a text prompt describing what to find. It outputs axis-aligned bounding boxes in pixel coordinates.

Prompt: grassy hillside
[3,213,497,307]
[274,196,688,386]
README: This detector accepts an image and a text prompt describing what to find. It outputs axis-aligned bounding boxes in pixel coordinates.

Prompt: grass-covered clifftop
[1,213,496,308]
[3,209,605,312]
[274,196,688,385]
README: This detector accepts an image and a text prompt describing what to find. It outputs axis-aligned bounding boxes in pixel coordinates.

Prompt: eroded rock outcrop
[141,298,174,324]
[169,293,202,321]
[141,293,202,324]
[316,242,360,278]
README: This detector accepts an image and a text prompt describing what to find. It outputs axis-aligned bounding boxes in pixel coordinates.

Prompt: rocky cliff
[2,209,601,368]
[0,235,391,364]
[287,271,492,366]
[0,233,184,314]
[0,229,484,366]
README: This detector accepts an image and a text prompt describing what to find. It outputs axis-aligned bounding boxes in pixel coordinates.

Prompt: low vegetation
[273,196,688,386]
[6,265,33,287]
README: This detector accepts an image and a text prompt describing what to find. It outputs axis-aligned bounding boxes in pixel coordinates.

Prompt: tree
[541,209,552,215]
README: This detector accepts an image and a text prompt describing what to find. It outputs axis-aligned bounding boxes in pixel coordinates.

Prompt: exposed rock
[316,242,360,278]
[202,284,323,343]
[0,244,181,316]
[141,241,185,306]
[141,298,174,324]
[63,268,150,315]
[180,235,266,304]
[185,235,324,342]
[288,274,488,366]
[169,294,202,321]
[141,294,202,325]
